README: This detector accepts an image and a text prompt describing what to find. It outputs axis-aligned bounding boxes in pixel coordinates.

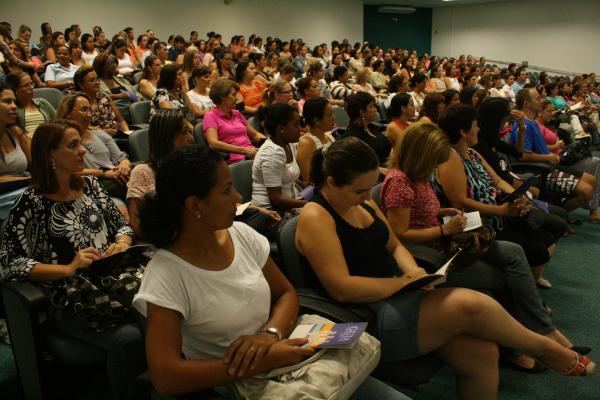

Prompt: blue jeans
[443,240,555,335]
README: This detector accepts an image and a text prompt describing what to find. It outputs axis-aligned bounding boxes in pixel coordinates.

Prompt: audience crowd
[0,20,599,400]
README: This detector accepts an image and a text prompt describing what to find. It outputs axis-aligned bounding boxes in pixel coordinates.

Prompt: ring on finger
[248,347,256,353]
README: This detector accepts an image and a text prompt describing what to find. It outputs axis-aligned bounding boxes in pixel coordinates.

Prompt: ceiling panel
[362,0,510,8]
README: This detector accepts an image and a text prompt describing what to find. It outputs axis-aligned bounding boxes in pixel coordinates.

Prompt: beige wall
[431,0,600,74]
[3,0,363,48]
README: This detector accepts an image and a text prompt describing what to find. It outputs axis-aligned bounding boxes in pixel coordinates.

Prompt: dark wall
[363,5,432,53]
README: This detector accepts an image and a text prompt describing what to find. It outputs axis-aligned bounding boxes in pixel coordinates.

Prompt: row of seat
[32,87,152,128]
[0,154,449,399]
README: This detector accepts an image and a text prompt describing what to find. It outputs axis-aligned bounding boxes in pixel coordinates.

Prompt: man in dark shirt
[167,35,185,61]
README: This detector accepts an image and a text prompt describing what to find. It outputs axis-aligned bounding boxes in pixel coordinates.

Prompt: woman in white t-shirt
[251,103,307,211]
[187,66,215,118]
[112,39,137,76]
[133,145,410,399]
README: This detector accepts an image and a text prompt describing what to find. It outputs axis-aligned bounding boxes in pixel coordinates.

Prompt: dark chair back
[129,128,150,162]
[33,87,63,109]
[130,101,151,127]
[194,122,206,146]
[229,160,253,203]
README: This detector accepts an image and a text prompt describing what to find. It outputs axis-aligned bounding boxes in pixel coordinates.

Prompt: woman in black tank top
[296,137,595,398]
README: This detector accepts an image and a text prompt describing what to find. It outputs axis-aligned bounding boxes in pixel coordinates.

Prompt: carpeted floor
[404,208,600,400]
[1,209,599,399]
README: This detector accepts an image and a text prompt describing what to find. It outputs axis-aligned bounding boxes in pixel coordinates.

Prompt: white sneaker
[574,131,591,140]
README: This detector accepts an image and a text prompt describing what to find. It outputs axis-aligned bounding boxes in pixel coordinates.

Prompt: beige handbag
[231,314,381,400]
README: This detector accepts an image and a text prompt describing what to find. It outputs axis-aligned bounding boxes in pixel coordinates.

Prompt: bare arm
[259,257,299,337]
[45,47,56,64]
[266,187,306,210]
[205,127,256,157]
[181,90,204,118]
[473,148,515,193]
[436,151,510,217]
[145,258,311,396]
[520,151,560,165]
[369,199,424,275]
[14,127,31,165]
[45,80,73,89]
[296,203,427,304]
[139,79,155,100]
[296,136,317,185]
[246,123,266,142]
[385,123,404,150]
[387,207,443,243]
[127,198,143,239]
[109,99,129,131]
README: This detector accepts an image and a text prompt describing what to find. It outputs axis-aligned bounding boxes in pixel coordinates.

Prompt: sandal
[536,278,552,289]
[564,354,596,377]
[571,345,592,356]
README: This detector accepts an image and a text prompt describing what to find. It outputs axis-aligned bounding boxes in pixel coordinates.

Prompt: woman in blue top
[44,45,79,90]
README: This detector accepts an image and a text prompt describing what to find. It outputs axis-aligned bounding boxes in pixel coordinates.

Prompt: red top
[380,168,444,250]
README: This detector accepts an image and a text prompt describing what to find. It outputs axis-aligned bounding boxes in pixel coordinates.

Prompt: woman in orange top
[236,61,266,115]
[385,93,415,149]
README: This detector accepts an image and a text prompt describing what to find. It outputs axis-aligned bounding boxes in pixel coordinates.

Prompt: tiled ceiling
[363,0,510,8]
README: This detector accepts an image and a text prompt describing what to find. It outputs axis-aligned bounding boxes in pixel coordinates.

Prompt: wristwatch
[262,327,282,341]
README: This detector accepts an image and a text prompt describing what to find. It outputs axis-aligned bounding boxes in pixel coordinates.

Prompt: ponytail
[309,148,326,188]
[138,145,223,247]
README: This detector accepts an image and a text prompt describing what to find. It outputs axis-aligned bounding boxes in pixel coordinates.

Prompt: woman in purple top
[203,78,265,164]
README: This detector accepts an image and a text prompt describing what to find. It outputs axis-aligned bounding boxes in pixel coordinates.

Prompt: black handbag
[49,245,151,332]
[446,225,496,266]
[560,141,591,166]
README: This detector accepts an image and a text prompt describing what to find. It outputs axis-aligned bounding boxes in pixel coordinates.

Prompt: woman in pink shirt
[203,79,265,164]
[537,100,564,155]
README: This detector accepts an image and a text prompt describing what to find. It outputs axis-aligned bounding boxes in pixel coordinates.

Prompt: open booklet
[395,249,463,294]
[289,321,368,349]
[442,211,482,232]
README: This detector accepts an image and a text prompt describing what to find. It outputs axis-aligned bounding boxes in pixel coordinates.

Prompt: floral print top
[0,176,133,283]
[90,92,118,131]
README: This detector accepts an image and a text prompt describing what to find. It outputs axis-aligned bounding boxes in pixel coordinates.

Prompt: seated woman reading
[295,137,595,399]
[381,122,590,370]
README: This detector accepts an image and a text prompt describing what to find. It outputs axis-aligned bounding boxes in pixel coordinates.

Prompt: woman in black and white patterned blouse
[0,119,144,400]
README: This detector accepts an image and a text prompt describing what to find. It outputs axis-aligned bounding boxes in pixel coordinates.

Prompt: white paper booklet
[443,211,482,232]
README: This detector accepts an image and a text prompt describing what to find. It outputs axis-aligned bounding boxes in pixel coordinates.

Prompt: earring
[51,160,56,170]
[196,214,202,219]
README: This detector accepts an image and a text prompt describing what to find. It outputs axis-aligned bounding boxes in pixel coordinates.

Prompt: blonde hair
[264,79,290,106]
[304,57,322,73]
[56,92,90,120]
[389,122,451,182]
[355,68,371,85]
